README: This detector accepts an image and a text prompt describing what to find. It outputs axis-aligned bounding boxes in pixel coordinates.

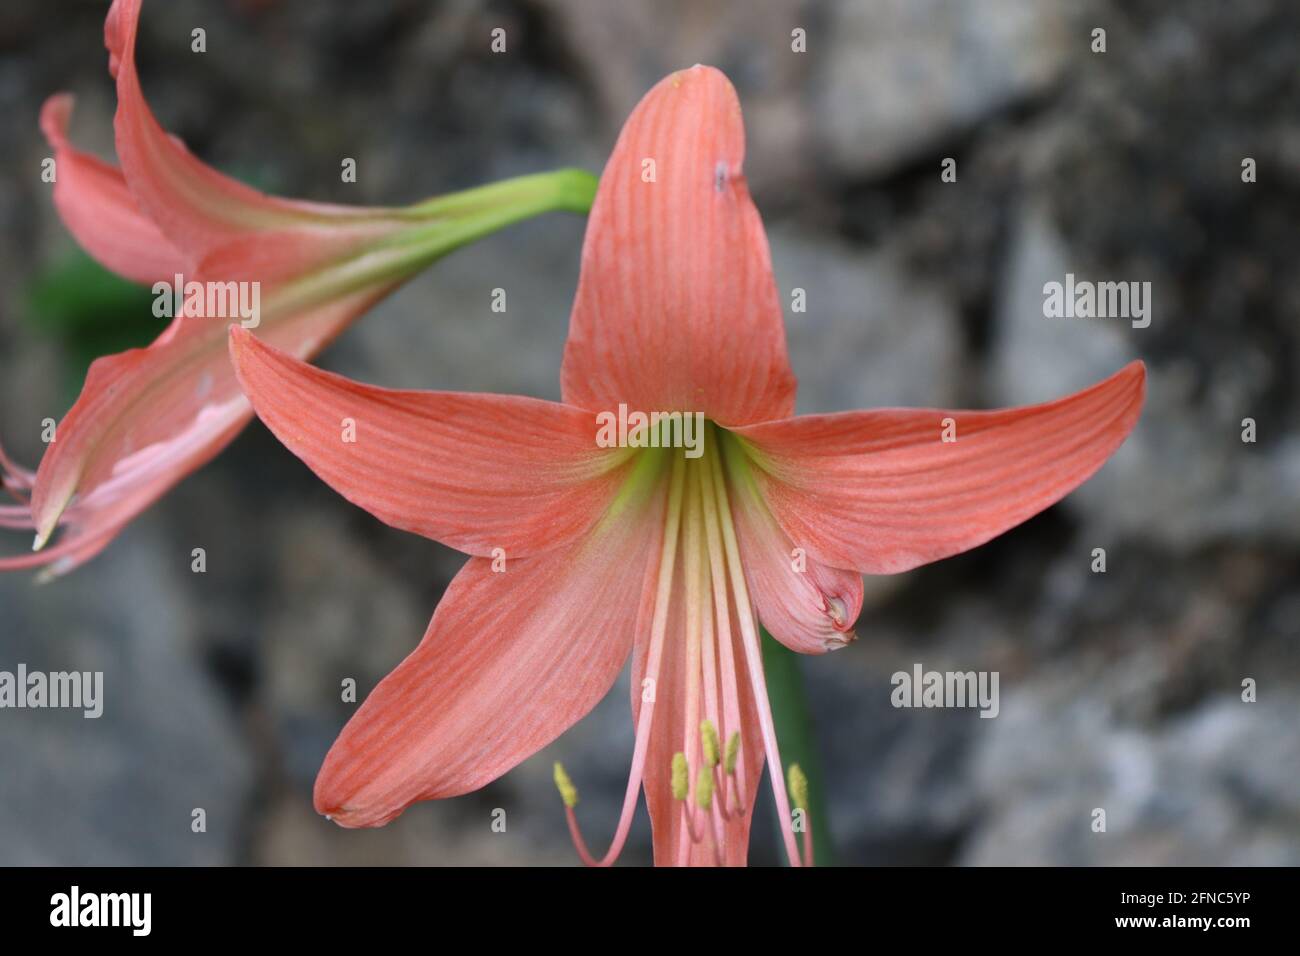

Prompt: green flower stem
[762,626,836,866]
[402,167,598,219]
[270,167,599,318]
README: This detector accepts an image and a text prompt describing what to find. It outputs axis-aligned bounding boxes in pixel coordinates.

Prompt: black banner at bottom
[0,865,1281,941]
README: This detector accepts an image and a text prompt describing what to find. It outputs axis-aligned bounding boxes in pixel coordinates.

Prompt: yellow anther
[724,732,740,775]
[694,766,715,810]
[553,762,579,809]
[787,763,809,811]
[671,752,689,800]
[700,719,720,768]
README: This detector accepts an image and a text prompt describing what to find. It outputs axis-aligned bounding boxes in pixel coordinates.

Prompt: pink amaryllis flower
[0,0,593,577]
[229,66,1145,866]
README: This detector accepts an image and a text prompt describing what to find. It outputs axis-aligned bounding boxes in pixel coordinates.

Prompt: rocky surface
[0,0,1296,865]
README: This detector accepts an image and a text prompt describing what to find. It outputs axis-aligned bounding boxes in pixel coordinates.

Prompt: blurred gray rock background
[0,0,1296,864]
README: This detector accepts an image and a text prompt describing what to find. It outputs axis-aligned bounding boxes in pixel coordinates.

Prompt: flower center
[555,424,811,866]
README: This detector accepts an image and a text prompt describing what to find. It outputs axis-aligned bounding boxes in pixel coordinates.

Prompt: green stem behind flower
[762,626,837,866]
[402,167,598,219]
[272,168,599,318]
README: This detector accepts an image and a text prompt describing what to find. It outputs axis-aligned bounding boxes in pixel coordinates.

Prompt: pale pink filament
[563,454,686,867]
[565,438,808,867]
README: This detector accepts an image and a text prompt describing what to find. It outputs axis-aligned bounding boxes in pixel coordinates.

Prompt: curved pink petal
[26,284,392,562]
[725,445,863,654]
[38,93,187,284]
[12,0,596,576]
[315,473,668,828]
[732,362,1146,575]
[560,65,796,428]
[229,326,633,557]
[0,405,248,577]
[106,0,410,272]
[16,0,410,563]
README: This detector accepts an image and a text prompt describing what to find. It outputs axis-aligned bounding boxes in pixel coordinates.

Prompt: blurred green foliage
[24,251,166,401]
[762,627,837,866]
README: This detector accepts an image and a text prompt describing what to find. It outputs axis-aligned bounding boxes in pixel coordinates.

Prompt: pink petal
[19,0,414,560]
[229,327,633,557]
[107,0,407,270]
[26,285,392,564]
[11,0,592,576]
[561,65,796,428]
[732,362,1147,575]
[728,455,863,654]
[315,476,668,828]
[38,93,187,284]
[0,406,247,576]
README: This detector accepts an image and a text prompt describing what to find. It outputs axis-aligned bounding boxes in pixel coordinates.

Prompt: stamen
[787,764,808,810]
[671,752,689,800]
[705,815,724,866]
[702,440,803,867]
[0,505,37,529]
[698,437,750,816]
[0,523,108,573]
[694,464,737,833]
[553,762,579,808]
[724,732,740,775]
[672,753,707,845]
[700,717,730,823]
[676,460,708,866]
[787,763,815,868]
[700,719,720,768]
[561,453,687,867]
[695,764,724,864]
[694,765,715,810]
[678,804,704,845]
[0,443,36,493]
[1,482,32,505]
[715,730,746,819]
